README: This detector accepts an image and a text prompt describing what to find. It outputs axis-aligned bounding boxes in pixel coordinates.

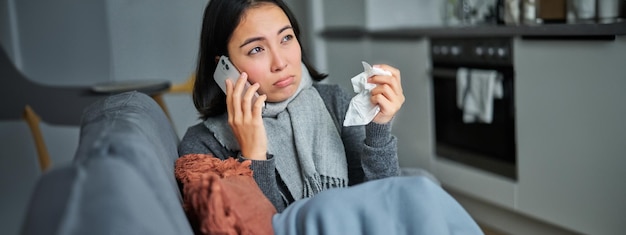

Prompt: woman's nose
[270,51,287,72]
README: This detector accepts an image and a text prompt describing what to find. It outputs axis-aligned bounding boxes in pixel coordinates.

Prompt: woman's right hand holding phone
[225,72,268,160]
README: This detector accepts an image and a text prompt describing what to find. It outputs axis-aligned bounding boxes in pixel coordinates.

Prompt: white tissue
[343,61,392,126]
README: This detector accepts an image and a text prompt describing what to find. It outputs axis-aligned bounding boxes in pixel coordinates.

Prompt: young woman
[179,0,404,212]
[178,1,483,234]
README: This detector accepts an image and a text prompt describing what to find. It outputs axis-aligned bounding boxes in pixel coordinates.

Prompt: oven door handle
[429,68,457,79]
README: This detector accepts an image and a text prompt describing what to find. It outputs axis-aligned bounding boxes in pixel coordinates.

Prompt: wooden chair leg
[168,74,195,94]
[23,105,51,171]
[151,94,171,119]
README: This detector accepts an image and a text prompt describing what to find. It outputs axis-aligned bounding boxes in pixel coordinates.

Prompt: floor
[480,224,508,235]
[449,189,582,235]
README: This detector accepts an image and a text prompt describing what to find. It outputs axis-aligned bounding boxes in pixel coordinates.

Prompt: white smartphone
[213,56,261,105]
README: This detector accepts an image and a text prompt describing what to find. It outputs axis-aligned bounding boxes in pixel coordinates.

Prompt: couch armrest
[22,157,185,235]
[22,91,193,235]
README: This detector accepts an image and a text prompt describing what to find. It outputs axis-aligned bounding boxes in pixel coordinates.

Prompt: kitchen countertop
[321,21,626,39]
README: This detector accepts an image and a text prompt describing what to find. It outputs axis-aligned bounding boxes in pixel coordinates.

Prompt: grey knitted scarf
[204,64,348,200]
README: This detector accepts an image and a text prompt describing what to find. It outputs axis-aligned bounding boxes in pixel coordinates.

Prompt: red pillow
[175,154,276,235]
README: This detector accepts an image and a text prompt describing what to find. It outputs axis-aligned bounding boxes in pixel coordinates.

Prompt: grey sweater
[178,83,400,212]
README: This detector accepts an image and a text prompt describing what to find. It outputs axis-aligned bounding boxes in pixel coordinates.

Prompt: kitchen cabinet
[432,36,626,235]
[433,36,626,235]
[513,36,626,234]
[320,28,626,235]
[315,2,626,234]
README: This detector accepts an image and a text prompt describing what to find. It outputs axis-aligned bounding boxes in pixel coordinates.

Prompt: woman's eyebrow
[240,37,264,48]
[277,25,293,34]
[239,25,293,48]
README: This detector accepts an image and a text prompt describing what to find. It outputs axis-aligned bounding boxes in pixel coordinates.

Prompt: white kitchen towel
[343,61,392,126]
[456,68,503,123]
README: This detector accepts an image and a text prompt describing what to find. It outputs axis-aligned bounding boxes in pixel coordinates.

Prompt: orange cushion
[175,154,276,235]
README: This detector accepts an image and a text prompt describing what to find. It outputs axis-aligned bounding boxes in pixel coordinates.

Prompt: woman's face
[227,3,302,102]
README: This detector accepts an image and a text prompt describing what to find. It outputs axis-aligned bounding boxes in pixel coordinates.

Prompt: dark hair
[193,0,326,120]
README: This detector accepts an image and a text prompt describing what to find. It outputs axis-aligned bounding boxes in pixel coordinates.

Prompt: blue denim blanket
[272,176,483,235]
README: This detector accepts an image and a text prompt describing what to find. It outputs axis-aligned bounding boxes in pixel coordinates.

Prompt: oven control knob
[441,46,449,55]
[451,46,461,56]
[475,47,484,56]
[487,47,495,56]
[497,48,508,58]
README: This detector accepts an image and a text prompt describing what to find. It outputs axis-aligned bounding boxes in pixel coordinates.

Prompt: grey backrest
[21,91,192,235]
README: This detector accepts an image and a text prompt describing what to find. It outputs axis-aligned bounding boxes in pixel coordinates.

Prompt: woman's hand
[225,72,268,160]
[369,64,405,124]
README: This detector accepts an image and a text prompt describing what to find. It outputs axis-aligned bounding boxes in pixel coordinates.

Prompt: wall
[0,1,207,234]
[103,0,207,141]
[14,0,111,86]
[317,0,434,169]
[323,37,433,169]
[0,2,35,233]
[0,0,15,60]
[106,0,202,82]
[1,1,110,235]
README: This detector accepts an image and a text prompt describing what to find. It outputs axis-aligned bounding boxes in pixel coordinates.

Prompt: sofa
[20,91,458,235]
[21,91,194,235]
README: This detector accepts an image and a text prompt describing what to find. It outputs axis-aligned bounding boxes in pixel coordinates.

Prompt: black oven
[430,37,517,180]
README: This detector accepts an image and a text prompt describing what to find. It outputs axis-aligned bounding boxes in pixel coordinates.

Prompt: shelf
[321,22,626,40]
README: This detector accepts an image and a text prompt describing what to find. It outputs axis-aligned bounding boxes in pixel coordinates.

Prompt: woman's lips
[274,76,294,88]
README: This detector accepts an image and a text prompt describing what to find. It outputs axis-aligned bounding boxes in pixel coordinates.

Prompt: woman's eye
[248,47,263,55]
[281,34,294,43]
